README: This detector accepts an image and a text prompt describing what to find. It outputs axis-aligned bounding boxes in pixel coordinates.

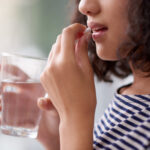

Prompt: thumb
[76,32,92,71]
[38,97,53,111]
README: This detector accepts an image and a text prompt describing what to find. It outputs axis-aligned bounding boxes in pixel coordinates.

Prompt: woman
[1,0,150,149]
[39,0,150,149]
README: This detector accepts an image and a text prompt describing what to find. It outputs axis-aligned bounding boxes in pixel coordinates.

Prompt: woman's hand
[40,23,96,120]
[40,23,97,150]
[37,97,60,150]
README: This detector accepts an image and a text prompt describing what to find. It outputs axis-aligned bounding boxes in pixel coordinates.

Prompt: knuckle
[40,65,51,80]
[46,63,56,74]
[40,72,45,83]
[71,23,86,30]
[55,35,61,47]
[51,43,56,49]
[72,23,82,28]
[62,27,71,34]
[57,34,61,39]
[62,23,86,35]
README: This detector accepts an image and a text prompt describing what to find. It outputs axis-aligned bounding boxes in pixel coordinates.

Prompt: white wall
[95,75,133,122]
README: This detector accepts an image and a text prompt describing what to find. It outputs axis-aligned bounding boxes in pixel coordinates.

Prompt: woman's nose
[78,0,100,16]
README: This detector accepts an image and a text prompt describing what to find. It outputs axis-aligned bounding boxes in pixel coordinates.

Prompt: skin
[79,0,130,61]
[78,0,150,94]
[40,0,133,149]
[37,98,60,150]
[1,0,150,150]
[40,24,97,150]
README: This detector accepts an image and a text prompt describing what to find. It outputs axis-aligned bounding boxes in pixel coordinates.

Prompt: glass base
[1,125,38,138]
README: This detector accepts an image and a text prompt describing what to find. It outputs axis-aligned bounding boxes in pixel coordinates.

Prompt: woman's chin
[96,49,118,61]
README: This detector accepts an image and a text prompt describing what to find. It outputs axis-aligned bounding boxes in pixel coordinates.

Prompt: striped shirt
[93,90,150,150]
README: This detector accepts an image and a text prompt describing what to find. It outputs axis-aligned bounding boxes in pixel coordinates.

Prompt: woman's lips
[87,22,108,42]
[92,28,108,41]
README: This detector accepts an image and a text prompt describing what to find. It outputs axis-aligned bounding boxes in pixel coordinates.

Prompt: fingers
[75,31,92,71]
[48,24,87,62]
[61,23,86,60]
[47,35,61,63]
[47,23,88,70]
[38,97,53,111]
[47,44,56,62]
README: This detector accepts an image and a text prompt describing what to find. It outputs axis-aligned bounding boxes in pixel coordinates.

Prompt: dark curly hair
[70,0,150,82]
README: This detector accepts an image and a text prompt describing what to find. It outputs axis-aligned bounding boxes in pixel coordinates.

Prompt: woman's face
[79,0,129,60]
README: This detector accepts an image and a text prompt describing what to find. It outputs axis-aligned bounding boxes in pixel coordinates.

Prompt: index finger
[61,23,86,60]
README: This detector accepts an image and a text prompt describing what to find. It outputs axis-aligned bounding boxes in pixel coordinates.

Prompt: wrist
[59,114,95,150]
[59,103,96,122]
[39,137,60,150]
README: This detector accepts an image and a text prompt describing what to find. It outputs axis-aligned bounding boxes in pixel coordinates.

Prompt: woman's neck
[120,67,150,95]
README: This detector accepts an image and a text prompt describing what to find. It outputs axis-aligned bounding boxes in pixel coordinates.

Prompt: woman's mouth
[92,27,108,41]
[88,22,108,42]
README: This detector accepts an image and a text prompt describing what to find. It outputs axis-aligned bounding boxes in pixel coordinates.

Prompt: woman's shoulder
[94,87,150,149]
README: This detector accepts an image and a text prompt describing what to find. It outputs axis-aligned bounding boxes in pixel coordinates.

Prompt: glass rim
[1,52,47,61]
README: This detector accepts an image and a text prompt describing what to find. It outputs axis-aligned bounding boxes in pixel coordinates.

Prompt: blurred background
[0,0,132,149]
[0,0,70,57]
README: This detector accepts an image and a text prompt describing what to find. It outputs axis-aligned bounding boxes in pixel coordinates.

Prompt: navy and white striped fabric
[93,91,150,150]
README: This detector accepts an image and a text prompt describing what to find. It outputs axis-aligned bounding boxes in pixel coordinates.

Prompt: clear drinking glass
[0,52,46,138]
